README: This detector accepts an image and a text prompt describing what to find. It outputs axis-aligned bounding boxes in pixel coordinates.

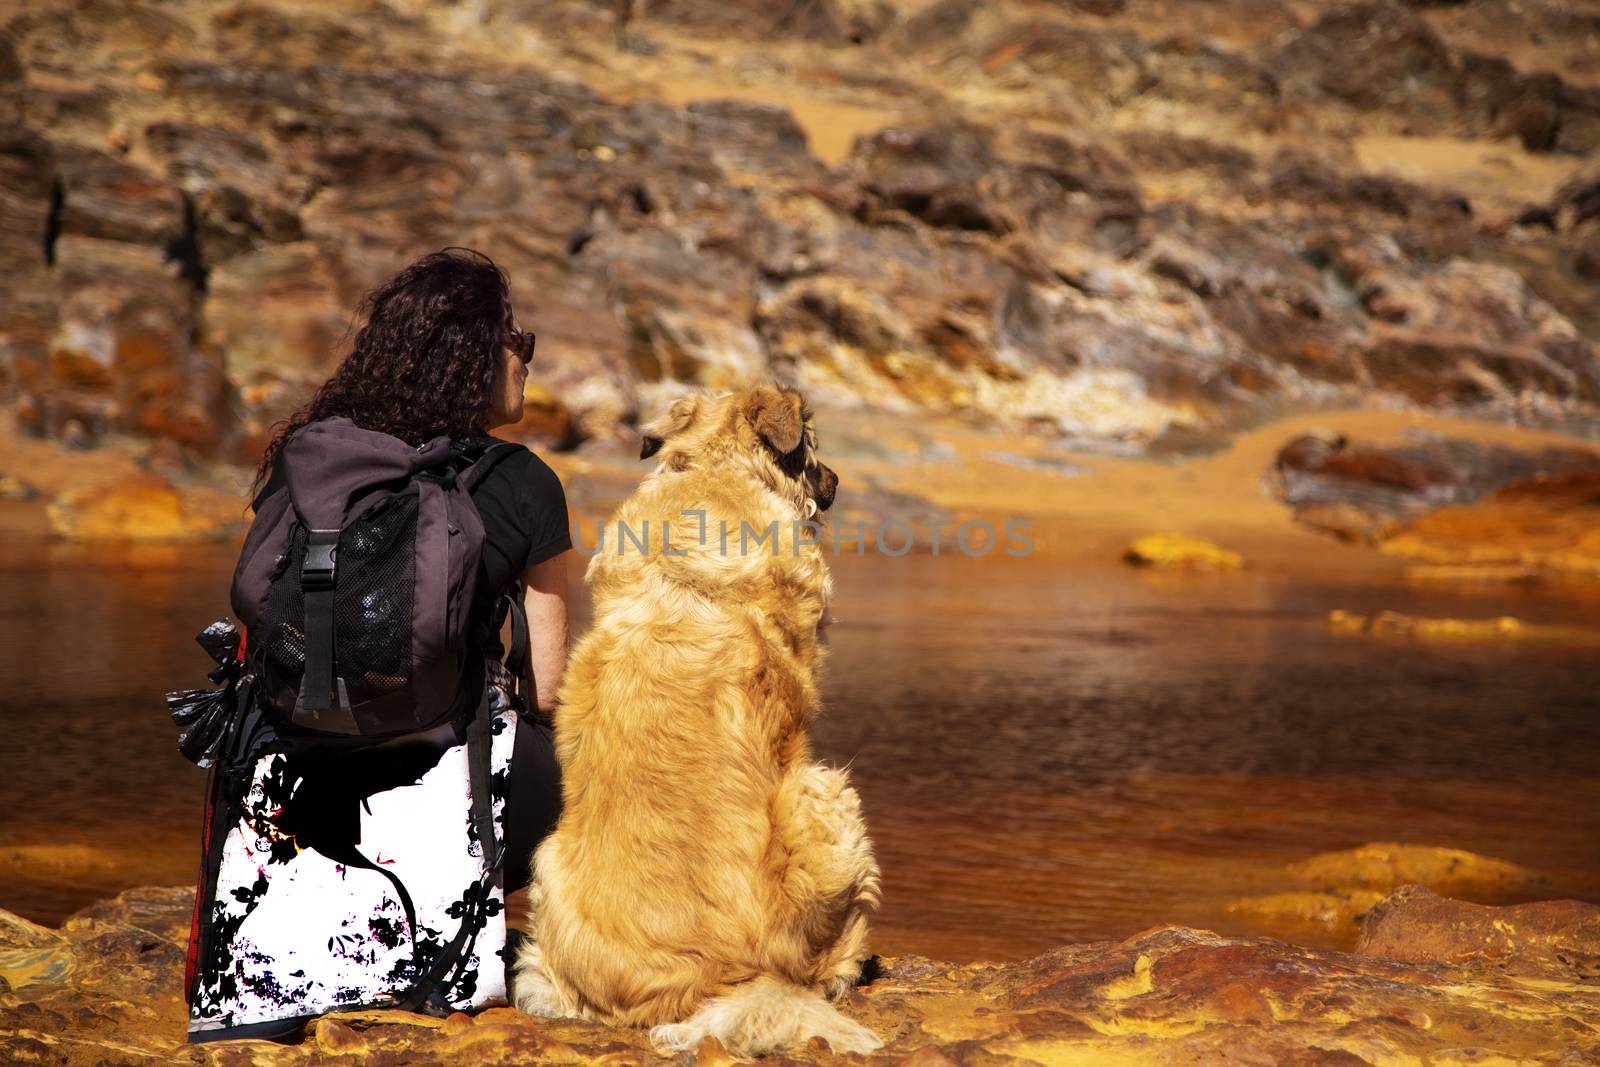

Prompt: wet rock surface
[45,474,232,543]
[1378,469,1600,576]
[3,882,1598,1065]
[1359,885,1600,982]
[2,0,1598,468]
[1268,430,1600,574]
[1227,843,1553,942]
[1122,532,1243,570]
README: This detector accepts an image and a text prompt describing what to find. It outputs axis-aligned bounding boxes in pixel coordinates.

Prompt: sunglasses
[507,327,537,365]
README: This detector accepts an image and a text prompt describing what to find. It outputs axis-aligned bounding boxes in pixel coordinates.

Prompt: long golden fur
[511,384,881,1056]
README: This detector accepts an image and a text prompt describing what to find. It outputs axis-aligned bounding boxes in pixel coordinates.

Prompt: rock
[1226,888,1388,932]
[1123,533,1243,570]
[507,379,580,448]
[6,884,1600,1064]
[1266,3,1460,117]
[314,1017,369,1054]
[692,1034,743,1066]
[1402,563,1539,585]
[1560,164,1600,229]
[0,908,73,995]
[45,474,228,543]
[50,142,188,250]
[1271,433,1600,553]
[1330,254,1599,404]
[0,888,190,1063]
[1328,609,1527,640]
[1228,843,1541,942]
[16,233,225,451]
[636,0,886,45]
[1358,886,1600,982]
[1576,234,1600,282]
[1292,501,1392,543]
[5,0,1600,463]
[1264,1,1600,154]
[1058,0,1127,15]
[0,845,122,881]
[1328,608,1600,644]
[1289,844,1536,899]
[0,472,40,501]
[201,241,350,394]
[848,122,1012,235]
[1377,471,1600,577]
[0,127,231,454]
[685,100,823,181]
[62,885,196,946]
[1364,324,1596,408]
[975,19,1148,105]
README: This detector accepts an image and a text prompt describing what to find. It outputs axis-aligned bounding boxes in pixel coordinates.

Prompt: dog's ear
[745,386,803,457]
[640,394,701,461]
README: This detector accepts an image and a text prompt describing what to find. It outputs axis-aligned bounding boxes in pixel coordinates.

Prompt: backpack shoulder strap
[498,582,548,725]
[457,439,525,494]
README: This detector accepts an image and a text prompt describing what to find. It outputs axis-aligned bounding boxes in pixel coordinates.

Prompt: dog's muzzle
[809,463,837,515]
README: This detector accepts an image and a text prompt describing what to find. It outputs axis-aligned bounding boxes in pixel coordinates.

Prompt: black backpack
[230,417,523,738]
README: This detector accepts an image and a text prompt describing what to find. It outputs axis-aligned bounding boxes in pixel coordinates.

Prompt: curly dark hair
[252,247,515,494]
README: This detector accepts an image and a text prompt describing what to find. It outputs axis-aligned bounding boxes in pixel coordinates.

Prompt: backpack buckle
[302,530,339,591]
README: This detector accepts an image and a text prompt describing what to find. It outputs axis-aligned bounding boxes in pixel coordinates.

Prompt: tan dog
[511,385,881,1056]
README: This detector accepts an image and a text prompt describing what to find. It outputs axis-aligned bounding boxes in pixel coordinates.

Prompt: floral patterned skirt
[185,665,517,1042]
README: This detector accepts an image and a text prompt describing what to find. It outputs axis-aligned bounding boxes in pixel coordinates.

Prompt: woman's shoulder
[469,438,565,501]
[470,438,571,560]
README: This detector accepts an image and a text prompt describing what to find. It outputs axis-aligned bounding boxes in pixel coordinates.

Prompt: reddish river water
[2,541,1597,962]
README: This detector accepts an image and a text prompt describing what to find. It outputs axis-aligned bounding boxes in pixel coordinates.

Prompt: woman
[187,247,570,1041]
[248,246,571,878]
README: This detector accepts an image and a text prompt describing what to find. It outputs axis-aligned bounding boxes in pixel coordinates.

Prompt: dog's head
[640,385,838,519]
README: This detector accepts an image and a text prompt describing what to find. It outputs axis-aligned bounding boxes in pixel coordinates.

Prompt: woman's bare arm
[521,549,570,717]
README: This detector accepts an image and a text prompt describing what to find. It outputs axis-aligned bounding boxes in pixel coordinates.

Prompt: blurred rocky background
[3,0,1598,481]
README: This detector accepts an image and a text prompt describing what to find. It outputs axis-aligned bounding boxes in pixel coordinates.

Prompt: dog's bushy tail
[649,977,881,1058]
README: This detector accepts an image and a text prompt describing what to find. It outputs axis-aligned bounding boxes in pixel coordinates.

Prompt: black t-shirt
[453,436,572,610]
[252,435,572,661]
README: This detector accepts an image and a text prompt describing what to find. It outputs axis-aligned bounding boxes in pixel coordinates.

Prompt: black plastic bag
[167,619,252,769]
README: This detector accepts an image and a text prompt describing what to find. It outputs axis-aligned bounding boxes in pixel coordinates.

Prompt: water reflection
[814,552,1600,959]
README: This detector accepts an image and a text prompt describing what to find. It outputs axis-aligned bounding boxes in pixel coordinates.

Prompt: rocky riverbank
[4,0,1599,464]
[8,402,1600,577]
[6,0,1600,590]
[3,878,1597,1065]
